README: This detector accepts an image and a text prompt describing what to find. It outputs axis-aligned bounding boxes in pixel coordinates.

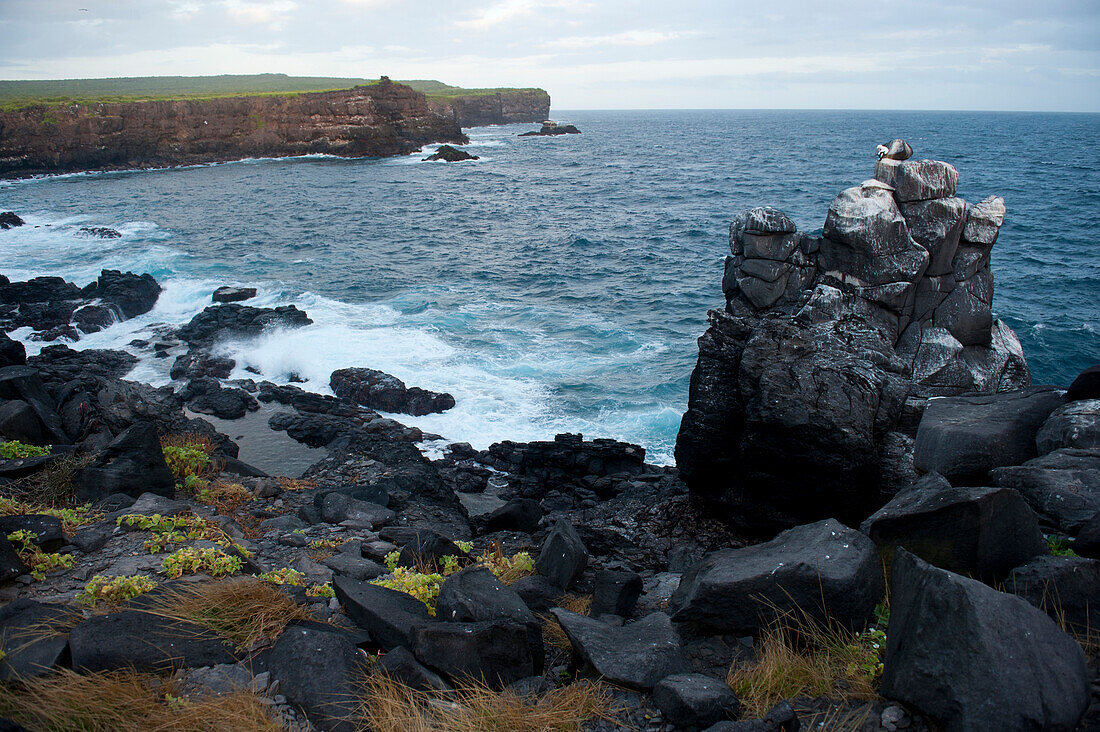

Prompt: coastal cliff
[427,88,550,127]
[0,78,467,178]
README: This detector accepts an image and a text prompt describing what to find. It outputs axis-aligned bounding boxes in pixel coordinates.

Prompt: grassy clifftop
[0,73,546,111]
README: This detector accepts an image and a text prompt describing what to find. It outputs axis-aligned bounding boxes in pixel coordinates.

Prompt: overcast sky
[1,0,1097,111]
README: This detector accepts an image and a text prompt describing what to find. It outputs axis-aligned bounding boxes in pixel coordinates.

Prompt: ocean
[1,110,1097,465]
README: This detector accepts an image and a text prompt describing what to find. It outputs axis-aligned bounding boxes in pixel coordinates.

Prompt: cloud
[541,29,692,49]
[456,0,586,31]
[223,0,297,28]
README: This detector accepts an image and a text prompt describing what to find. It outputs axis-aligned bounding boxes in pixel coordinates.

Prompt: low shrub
[116,512,234,553]
[161,547,242,579]
[0,441,50,459]
[6,530,75,581]
[372,567,446,615]
[0,496,101,534]
[160,433,218,481]
[256,567,305,586]
[4,451,94,509]
[76,575,157,607]
[1047,535,1078,557]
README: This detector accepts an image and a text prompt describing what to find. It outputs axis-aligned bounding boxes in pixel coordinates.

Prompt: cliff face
[0,79,467,178]
[427,89,550,128]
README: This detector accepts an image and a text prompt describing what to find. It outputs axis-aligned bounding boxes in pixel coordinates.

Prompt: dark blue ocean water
[1,110,1097,463]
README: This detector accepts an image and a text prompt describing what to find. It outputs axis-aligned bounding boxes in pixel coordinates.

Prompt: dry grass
[797,702,873,731]
[4,451,95,508]
[143,577,310,650]
[726,607,883,719]
[540,594,592,651]
[276,476,317,491]
[356,673,614,732]
[197,481,260,537]
[0,668,280,731]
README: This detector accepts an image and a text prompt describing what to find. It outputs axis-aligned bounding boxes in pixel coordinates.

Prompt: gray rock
[1036,399,1100,453]
[511,574,564,611]
[951,243,989,280]
[590,569,643,617]
[1066,365,1100,402]
[73,422,176,503]
[1075,512,1100,558]
[550,610,689,690]
[212,286,257,304]
[320,492,395,529]
[436,565,537,626]
[0,599,72,680]
[411,620,540,687]
[737,273,790,309]
[69,610,237,673]
[913,387,1064,484]
[1006,554,1100,637]
[69,520,114,553]
[962,196,1006,245]
[703,700,799,731]
[898,197,966,277]
[670,519,883,633]
[322,553,385,581]
[880,549,1089,731]
[259,513,308,533]
[877,138,913,161]
[653,673,741,731]
[376,645,450,691]
[991,448,1100,532]
[332,575,434,651]
[534,519,588,589]
[729,206,797,240]
[0,400,48,445]
[0,515,65,552]
[482,498,542,534]
[874,158,959,202]
[739,258,791,283]
[932,270,993,346]
[859,473,1046,582]
[110,492,191,522]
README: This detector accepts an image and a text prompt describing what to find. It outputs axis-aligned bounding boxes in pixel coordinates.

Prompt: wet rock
[72,421,176,503]
[550,610,689,690]
[423,145,479,162]
[913,386,1064,484]
[0,599,72,680]
[77,227,121,239]
[1006,555,1100,637]
[1036,399,1100,453]
[72,304,116,333]
[411,619,540,687]
[177,304,312,348]
[534,519,588,589]
[170,352,235,380]
[991,448,1100,533]
[180,377,259,420]
[1066,365,1100,402]
[653,673,741,731]
[880,549,1089,731]
[873,158,959,202]
[859,473,1046,582]
[81,269,161,319]
[590,569,643,617]
[333,575,434,651]
[254,623,361,732]
[69,610,237,672]
[519,121,581,136]
[670,519,883,633]
[212,286,257,304]
[330,367,454,416]
[0,332,25,368]
[0,212,25,229]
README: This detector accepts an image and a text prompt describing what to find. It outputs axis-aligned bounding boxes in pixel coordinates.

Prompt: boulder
[590,569,643,617]
[330,367,455,416]
[0,515,66,553]
[873,158,959,202]
[1075,512,1100,558]
[0,599,71,680]
[511,574,564,611]
[991,448,1100,532]
[254,623,360,732]
[72,421,176,503]
[0,212,25,229]
[0,400,48,445]
[880,549,1089,731]
[670,519,883,633]
[179,377,259,420]
[170,352,235,380]
[77,227,121,239]
[332,575,434,651]
[653,673,741,731]
[81,270,161,319]
[481,498,542,534]
[376,645,450,691]
[550,610,689,690]
[177,304,312,347]
[534,519,588,589]
[322,553,386,581]
[860,474,1045,582]
[72,304,116,333]
[69,610,236,672]
[411,620,539,687]
[0,534,25,582]
[0,366,69,444]
[0,332,25,368]
[212,286,257,304]
[423,145,479,162]
[320,491,395,529]
[1036,399,1100,453]
[396,531,467,570]
[436,566,537,627]
[898,197,966,277]
[1006,555,1100,637]
[961,196,1006,246]
[932,272,993,346]
[1066,365,1100,402]
[704,701,799,732]
[913,387,1064,484]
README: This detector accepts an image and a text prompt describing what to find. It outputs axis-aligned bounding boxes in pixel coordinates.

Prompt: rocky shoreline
[0,141,1096,731]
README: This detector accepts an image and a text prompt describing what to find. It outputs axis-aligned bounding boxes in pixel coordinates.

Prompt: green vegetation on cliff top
[0,73,546,111]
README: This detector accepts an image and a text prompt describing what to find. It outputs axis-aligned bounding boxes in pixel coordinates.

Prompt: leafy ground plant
[116,512,235,553]
[726,605,886,719]
[161,546,242,579]
[160,433,218,481]
[1046,534,1078,557]
[357,672,614,732]
[76,575,157,607]
[0,496,100,534]
[6,530,74,581]
[0,441,50,459]
[0,668,281,731]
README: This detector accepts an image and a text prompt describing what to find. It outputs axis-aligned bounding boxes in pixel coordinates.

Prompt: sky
[0,0,1097,111]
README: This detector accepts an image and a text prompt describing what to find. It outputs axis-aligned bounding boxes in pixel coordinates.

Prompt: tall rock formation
[0,79,467,178]
[427,89,551,127]
[675,143,1029,530]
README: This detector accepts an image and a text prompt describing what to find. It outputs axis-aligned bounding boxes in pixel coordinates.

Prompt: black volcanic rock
[212,285,257,303]
[81,269,161,319]
[330,367,454,416]
[0,212,25,229]
[519,121,581,136]
[1066,364,1100,402]
[550,610,688,690]
[77,227,121,239]
[177,304,312,347]
[72,421,176,503]
[0,332,25,368]
[423,145,479,162]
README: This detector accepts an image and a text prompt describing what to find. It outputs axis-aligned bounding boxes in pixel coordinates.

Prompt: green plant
[372,566,445,615]
[478,547,535,584]
[116,512,234,553]
[1047,535,1078,557]
[162,445,212,480]
[384,550,401,571]
[161,547,242,578]
[455,540,474,553]
[306,582,334,599]
[6,530,75,581]
[0,441,50,459]
[76,575,157,607]
[257,567,306,586]
[0,497,100,534]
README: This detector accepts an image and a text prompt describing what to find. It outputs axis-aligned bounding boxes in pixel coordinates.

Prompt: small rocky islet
[0,141,1096,731]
